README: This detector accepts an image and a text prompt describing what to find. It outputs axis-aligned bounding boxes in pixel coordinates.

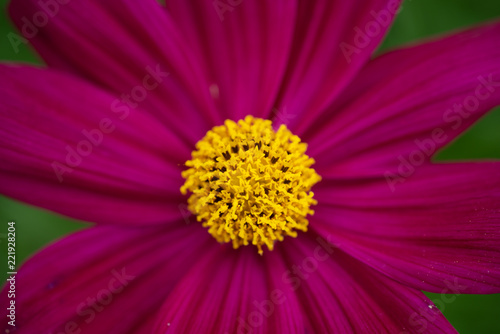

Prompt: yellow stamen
[181,116,321,255]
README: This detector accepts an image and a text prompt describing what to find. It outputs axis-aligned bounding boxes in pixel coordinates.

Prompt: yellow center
[181,116,321,255]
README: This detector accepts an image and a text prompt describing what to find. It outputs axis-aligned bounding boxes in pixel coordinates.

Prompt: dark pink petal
[276,0,401,134]
[312,162,500,293]
[163,0,298,122]
[308,21,500,175]
[154,247,307,333]
[0,65,187,226]
[0,222,211,334]
[9,0,220,144]
[281,233,457,333]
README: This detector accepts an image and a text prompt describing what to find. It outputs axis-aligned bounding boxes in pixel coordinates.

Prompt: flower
[1,0,500,333]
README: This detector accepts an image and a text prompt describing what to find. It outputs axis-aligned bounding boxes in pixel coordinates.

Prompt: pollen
[180,116,321,255]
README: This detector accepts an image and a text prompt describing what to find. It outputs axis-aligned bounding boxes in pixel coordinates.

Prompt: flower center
[181,116,321,255]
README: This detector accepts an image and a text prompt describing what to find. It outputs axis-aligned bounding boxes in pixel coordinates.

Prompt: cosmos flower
[1,0,500,333]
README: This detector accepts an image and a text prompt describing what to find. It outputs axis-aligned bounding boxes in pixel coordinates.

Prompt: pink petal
[281,233,457,333]
[154,247,307,333]
[307,21,500,175]
[0,222,212,333]
[9,0,220,144]
[312,162,500,293]
[0,65,188,226]
[163,0,298,122]
[276,0,401,134]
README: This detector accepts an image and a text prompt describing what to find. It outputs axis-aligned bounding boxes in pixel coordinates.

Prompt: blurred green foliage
[0,0,499,333]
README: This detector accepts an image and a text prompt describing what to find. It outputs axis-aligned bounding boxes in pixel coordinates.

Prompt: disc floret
[181,116,321,255]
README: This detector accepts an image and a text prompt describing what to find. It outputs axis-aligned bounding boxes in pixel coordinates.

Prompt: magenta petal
[154,247,307,334]
[276,0,400,134]
[0,223,211,333]
[308,21,500,174]
[164,1,297,122]
[0,65,188,226]
[282,234,457,333]
[154,247,269,333]
[9,0,221,143]
[312,162,500,293]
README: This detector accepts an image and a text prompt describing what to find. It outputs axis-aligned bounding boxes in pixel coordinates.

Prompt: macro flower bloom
[1,0,500,333]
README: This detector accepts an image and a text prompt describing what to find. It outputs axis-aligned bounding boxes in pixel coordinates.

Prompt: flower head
[1,0,500,333]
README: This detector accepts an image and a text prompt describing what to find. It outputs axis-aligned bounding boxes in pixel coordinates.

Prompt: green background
[0,0,499,332]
